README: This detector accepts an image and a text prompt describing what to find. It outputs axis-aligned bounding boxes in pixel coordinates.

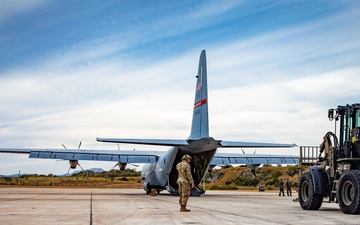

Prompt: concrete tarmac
[0,188,358,225]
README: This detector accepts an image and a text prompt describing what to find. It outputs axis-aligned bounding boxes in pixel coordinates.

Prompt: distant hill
[0,168,106,178]
[58,168,106,177]
[0,174,21,178]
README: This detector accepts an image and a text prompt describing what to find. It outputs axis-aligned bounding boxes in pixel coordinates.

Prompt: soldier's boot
[180,204,191,212]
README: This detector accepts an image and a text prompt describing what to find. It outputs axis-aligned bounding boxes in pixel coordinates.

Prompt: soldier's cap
[182,154,192,160]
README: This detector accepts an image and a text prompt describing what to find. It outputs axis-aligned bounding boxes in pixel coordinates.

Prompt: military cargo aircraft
[0,50,298,195]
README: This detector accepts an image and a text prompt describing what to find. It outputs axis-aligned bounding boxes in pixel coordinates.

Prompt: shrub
[209,185,220,190]
[233,176,259,186]
[271,170,282,179]
[266,177,279,186]
[209,185,238,190]
[119,177,129,181]
[286,166,299,176]
[224,185,238,190]
[260,168,272,176]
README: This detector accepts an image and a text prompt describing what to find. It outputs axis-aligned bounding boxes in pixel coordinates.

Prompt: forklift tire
[338,170,360,214]
[298,172,323,210]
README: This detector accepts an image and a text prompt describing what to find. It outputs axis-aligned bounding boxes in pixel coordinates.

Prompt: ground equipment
[298,103,360,214]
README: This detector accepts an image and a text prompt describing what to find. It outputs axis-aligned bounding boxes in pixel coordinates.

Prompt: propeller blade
[77,163,89,177]
[67,167,71,175]
[110,163,119,171]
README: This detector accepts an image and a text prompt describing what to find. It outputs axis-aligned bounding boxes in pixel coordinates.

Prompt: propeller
[107,144,138,171]
[240,149,259,177]
[60,141,89,176]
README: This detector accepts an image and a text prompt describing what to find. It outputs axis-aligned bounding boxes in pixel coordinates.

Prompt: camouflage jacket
[176,160,194,184]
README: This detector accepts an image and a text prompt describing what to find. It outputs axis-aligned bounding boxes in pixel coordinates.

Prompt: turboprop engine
[69,160,78,169]
[118,162,127,171]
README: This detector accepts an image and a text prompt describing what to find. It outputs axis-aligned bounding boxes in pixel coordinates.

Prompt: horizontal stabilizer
[96,138,189,146]
[220,141,297,148]
[0,148,31,154]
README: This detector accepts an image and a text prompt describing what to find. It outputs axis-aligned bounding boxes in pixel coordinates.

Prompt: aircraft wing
[0,148,165,164]
[219,141,297,148]
[211,152,299,165]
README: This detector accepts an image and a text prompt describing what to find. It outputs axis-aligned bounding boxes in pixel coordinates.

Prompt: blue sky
[0,1,360,175]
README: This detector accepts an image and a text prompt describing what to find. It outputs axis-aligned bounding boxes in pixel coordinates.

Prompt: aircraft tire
[338,170,360,214]
[298,172,323,210]
[143,182,150,194]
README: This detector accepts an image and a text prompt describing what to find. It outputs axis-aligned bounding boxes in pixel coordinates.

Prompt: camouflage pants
[178,182,191,205]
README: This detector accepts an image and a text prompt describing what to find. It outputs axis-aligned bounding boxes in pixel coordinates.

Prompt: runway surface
[0,188,358,225]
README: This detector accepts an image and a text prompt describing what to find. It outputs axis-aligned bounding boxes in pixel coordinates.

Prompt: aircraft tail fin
[189,50,209,140]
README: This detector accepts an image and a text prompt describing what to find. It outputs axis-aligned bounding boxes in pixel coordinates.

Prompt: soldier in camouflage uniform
[176,154,195,212]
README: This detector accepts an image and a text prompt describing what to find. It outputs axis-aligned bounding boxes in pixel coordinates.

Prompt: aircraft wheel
[143,182,150,195]
[298,172,323,210]
[338,170,360,214]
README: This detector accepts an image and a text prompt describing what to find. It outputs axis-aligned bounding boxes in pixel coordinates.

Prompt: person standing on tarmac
[176,154,195,212]
[286,178,292,196]
[279,178,285,196]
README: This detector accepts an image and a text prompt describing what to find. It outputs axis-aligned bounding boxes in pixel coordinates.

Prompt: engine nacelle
[118,162,127,171]
[69,160,78,169]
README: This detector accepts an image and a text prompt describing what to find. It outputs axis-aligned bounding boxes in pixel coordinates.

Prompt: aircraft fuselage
[141,138,219,195]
